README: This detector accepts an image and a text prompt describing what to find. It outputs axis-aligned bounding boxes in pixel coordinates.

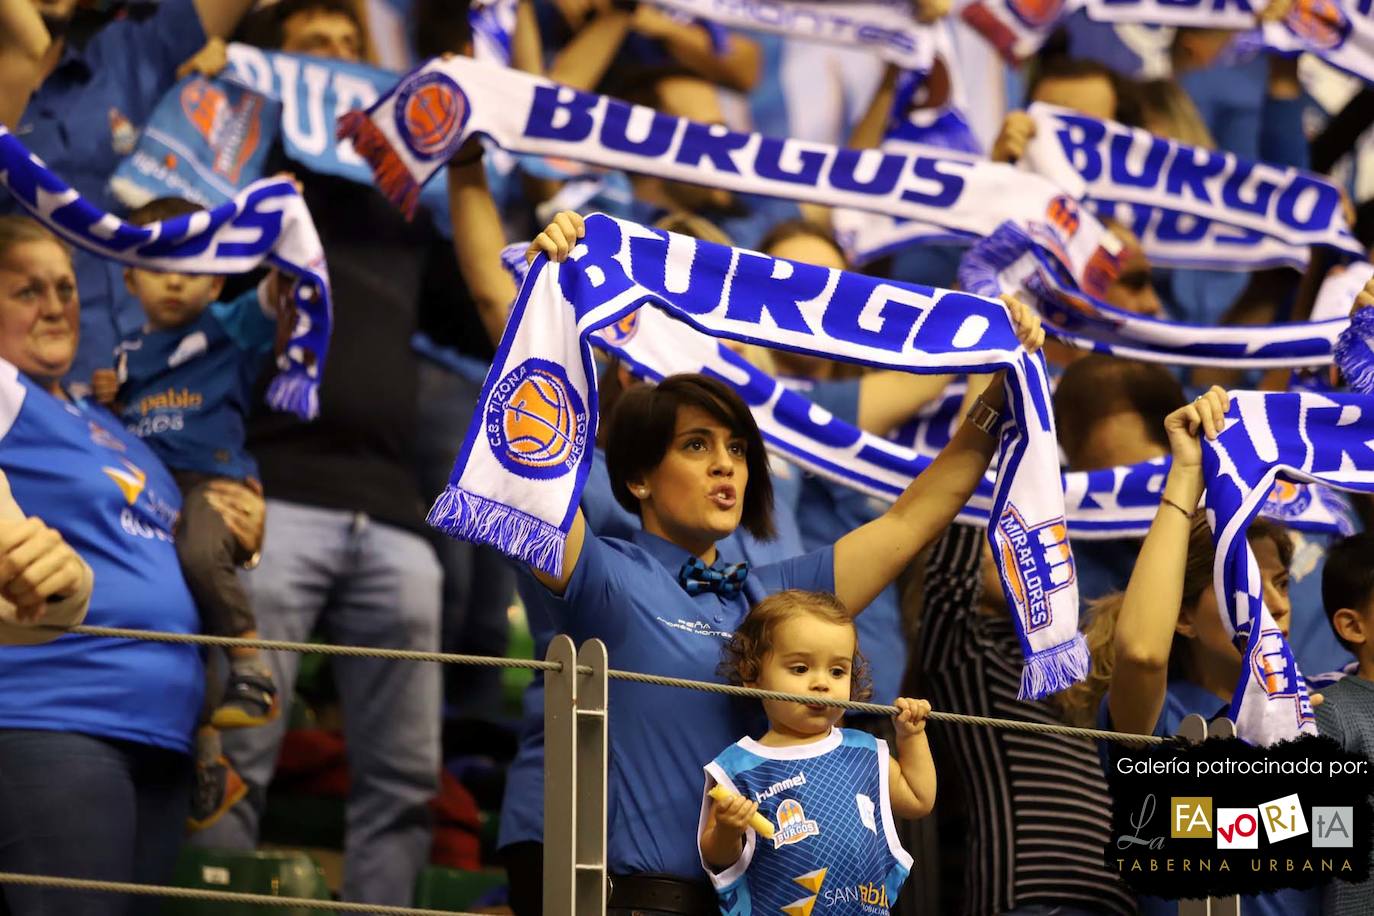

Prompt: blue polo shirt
[790,377,906,705]
[498,449,814,852]
[550,527,834,879]
[115,289,275,481]
[1098,682,1321,915]
[5,0,208,388]
[0,359,203,754]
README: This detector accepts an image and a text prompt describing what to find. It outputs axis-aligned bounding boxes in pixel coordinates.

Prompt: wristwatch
[967,396,1004,437]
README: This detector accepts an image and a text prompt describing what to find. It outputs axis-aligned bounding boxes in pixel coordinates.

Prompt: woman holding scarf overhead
[522,210,1045,915]
[1089,385,1319,915]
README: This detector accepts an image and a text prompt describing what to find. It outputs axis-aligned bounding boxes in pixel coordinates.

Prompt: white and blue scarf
[644,0,937,70]
[0,127,331,420]
[960,220,1353,368]
[1204,391,1374,744]
[110,44,451,228]
[1023,104,1364,264]
[961,0,1374,83]
[336,56,1091,245]
[440,213,1086,700]
[496,238,1359,542]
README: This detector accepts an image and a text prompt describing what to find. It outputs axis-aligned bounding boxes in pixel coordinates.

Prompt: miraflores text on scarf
[961,0,1374,84]
[441,213,1086,700]
[1204,391,1374,744]
[0,127,331,420]
[336,56,1111,275]
[492,240,1359,544]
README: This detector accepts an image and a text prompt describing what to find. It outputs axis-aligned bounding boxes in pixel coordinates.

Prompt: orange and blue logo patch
[773,798,821,849]
[395,72,470,161]
[1261,479,1312,522]
[994,507,1075,632]
[1006,0,1067,29]
[1249,628,1314,728]
[599,309,641,347]
[1286,0,1351,51]
[485,358,587,480]
[179,78,264,183]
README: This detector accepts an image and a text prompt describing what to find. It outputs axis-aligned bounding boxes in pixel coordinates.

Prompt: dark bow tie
[678,556,750,599]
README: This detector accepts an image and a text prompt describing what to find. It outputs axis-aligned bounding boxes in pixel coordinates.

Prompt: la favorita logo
[1105,735,1373,897]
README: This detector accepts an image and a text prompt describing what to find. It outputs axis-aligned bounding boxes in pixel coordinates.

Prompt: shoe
[188,754,247,832]
[210,670,279,729]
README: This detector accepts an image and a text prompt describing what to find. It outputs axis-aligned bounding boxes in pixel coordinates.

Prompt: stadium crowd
[0,0,1371,914]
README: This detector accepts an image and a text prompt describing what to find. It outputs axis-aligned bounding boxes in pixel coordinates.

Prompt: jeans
[192,500,443,906]
[0,730,192,916]
[414,360,514,718]
[173,471,254,637]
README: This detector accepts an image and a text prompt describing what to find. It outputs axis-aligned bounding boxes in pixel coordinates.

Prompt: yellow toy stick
[708,784,775,840]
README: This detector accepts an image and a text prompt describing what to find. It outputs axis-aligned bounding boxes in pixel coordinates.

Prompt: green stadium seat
[411,865,507,910]
[161,847,333,916]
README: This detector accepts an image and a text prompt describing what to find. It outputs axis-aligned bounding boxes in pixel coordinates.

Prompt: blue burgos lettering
[1048,111,1340,237]
[521,88,977,218]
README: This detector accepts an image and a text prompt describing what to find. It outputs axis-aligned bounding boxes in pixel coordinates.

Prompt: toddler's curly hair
[718,590,873,702]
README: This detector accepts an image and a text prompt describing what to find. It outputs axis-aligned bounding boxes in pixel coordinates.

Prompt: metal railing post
[1175,714,1240,916]
[544,635,578,916]
[543,636,609,915]
[574,639,609,913]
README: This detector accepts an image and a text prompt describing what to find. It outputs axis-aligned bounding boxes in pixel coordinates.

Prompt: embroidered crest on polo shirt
[109,107,138,156]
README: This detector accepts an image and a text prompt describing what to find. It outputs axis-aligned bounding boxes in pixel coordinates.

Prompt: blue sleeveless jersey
[702,728,912,915]
[115,289,274,480]
[0,360,203,753]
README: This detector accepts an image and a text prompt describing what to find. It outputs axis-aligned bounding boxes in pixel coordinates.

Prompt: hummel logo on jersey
[755,772,806,803]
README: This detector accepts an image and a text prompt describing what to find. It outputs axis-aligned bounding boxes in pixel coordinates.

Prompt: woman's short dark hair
[1053,355,1186,466]
[605,373,775,541]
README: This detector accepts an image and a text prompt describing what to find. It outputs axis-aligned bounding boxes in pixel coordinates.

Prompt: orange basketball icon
[1286,0,1350,50]
[396,72,469,160]
[502,369,577,471]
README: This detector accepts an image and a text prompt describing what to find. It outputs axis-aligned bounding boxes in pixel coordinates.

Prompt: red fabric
[274,729,483,868]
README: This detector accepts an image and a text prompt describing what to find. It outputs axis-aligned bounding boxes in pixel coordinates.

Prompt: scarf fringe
[336,110,421,220]
[426,485,566,577]
[1018,633,1090,701]
[1335,307,1374,395]
[265,370,320,421]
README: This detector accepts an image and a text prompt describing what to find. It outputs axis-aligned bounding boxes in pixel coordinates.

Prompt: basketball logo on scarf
[1285,0,1352,50]
[1248,628,1315,730]
[180,78,265,183]
[1260,478,1313,522]
[599,309,641,346]
[395,72,469,161]
[1006,0,1066,28]
[484,358,587,480]
[994,506,1074,631]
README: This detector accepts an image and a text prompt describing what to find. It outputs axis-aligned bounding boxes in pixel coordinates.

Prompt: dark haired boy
[92,196,291,736]
[1314,532,1374,914]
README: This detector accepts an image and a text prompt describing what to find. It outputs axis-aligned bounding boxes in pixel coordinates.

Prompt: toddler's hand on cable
[893,697,931,737]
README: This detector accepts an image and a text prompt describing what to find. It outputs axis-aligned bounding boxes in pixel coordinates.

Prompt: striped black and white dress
[918,524,1137,916]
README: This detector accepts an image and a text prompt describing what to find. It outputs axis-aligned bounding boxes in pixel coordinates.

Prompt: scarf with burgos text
[1022,104,1363,265]
[959,221,1352,369]
[493,241,1359,543]
[109,44,451,232]
[0,127,330,420]
[1203,391,1374,744]
[337,56,1107,275]
[962,0,1374,84]
[438,213,1084,700]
